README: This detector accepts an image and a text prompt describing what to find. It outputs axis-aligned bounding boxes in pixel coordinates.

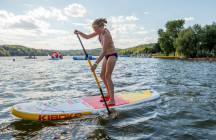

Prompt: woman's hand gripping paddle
[76,33,111,115]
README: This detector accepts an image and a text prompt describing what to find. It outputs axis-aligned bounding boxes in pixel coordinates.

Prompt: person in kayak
[74,18,117,106]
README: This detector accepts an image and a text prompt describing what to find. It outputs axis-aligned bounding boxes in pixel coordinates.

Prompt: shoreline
[187,58,216,60]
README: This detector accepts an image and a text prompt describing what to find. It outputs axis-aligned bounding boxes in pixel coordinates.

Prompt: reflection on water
[0,56,216,139]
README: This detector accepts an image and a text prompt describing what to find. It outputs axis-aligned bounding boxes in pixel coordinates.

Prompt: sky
[0,0,216,50]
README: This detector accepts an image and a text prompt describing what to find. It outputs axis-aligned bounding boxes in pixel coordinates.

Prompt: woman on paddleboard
[74,18,117,106]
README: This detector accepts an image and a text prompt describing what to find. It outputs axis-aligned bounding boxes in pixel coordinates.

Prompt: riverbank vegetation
[158,20,216,57]
[117,43,159,55]
[116,20,216,58]
[0,45,121,56]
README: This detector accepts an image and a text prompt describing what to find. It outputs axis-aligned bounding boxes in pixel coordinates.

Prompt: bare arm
[74,30,98,39]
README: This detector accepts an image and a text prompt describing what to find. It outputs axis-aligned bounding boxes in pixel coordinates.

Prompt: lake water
[0,56,216,139]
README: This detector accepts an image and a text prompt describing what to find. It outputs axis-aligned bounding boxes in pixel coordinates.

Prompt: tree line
[0,45,121,56]
[157,20,216,57]
[117,43,159,55]
[0,45,54,56]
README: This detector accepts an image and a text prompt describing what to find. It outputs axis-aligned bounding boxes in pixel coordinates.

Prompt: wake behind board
[11,90,160,120]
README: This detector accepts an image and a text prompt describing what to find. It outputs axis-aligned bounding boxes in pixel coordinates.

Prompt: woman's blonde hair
[92,18,107,27]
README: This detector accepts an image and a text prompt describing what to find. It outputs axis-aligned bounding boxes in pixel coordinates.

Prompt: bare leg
[104,56,117,105]
[100,58,110,98]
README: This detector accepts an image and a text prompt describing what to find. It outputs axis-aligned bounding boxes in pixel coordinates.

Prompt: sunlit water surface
[0,56,216,139]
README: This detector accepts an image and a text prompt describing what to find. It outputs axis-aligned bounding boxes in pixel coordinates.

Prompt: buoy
[51,52,59,58]
[73,56,96,60]
[59,54,63,59]
[48,52,63,60]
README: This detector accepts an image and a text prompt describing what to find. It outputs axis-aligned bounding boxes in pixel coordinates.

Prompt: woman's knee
[100,73,106,80]
[105,73,111,81]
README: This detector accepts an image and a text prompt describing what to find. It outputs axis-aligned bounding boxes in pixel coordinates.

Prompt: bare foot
[99,98,109,102]
[104,100,115,106]
[101,94,110,99]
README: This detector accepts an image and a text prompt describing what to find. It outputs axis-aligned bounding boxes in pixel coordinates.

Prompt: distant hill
[0,45,122,56]
[117,43,156,55]
[0,43,157,56]
[61,48,120,56]
[0,45,59,56]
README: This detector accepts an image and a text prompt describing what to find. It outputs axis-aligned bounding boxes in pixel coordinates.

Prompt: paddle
[76,33,111,115]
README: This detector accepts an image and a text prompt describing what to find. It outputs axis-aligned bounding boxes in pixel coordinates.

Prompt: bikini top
[98,28,114,45]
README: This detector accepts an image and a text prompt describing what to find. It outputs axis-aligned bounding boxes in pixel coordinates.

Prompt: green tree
[165,19,185,38]
[153,43,162,53]
[174,24,203,58]
[174,29,196,57]
[202,22,216,55]
[158,32,174,56]
[158,19,185,55]
[157,29,164,37]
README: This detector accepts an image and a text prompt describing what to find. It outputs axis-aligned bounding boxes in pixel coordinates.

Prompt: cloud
[114,37,157,49]
[126,15,139,20]
[112,24,136,35]
[110,15,139,23]
[0,7,70,30]
[144,12,149,15]
[72,23,89,26]
[27,7,68,21]
[133,31,149,34]
[7,19,38,29]
[151,30,156,32]
[26,35,94,50]
[51,7,68,21]
[140,26,144,30]
[27,7,51,18]
[122,24,136,30]
[0,9,69,36]
[72,22,93,32]
[0,27,68,37]
[64,4,86,17]
[108,16,142,35]
[0,10,14,20]
[86,19,94,23]
[175,17,194,21]
[41,29,69,35]
[8,16,50,30]
[143,37,157,43]
[110,16,125,23]
[0,10,49,30]
[23,4,32,7]
[0,34,23,43]
[184,17,194,21]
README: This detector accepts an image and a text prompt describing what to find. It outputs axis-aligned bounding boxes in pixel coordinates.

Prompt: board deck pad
[81,95,128,109]
[81,90,152,109]
[11,90,160,120]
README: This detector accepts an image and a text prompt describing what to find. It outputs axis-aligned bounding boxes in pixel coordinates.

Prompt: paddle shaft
[76,34,111,115]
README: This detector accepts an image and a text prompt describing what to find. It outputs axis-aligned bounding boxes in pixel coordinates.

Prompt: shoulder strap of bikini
[103,28,106,35]
[98,34,101,41]
[105,28,110,33]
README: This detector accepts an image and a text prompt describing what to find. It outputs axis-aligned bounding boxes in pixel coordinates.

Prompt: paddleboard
[11,90,160,120]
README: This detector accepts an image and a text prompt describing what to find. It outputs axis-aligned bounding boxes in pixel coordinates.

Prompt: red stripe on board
[81,95,129,109]
[65,99,74,104]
